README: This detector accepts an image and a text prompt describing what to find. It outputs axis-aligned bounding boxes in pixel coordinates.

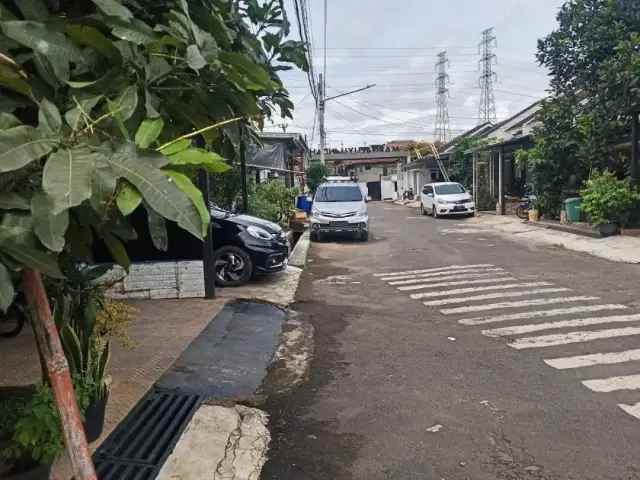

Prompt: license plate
[453,205,465,211]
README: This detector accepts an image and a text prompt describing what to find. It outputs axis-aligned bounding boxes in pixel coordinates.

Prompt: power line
[434,50,451,143]
[478,27,498,124]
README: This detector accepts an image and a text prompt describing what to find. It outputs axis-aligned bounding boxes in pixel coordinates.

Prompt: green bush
[306,163,330,193]
[249,181,299,225]
[580,171,639,226]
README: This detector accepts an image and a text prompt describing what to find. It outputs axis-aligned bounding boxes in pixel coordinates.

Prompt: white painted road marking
[619,402,640,420]
[398,276,517,291]
[410,282,553,300]
[458,304,629,326]
[508,326,640,350]
[544,348,640,370]
[424,288,571,307]
[582,374,640,392]
[381,267,504,282]
[483,313,640,338]
[388,270,509,286]
[373,264,493,277]
[440,296,600,315]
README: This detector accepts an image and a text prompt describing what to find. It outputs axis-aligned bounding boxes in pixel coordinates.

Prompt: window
[315,185,363,202]
[365,165,371,170]
[434,183,465,195]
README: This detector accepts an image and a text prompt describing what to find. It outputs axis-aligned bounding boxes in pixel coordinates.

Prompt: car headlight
[357,205,367,215]
[437,198,447,205]
[311,206,321,217]
[246,225,273,240]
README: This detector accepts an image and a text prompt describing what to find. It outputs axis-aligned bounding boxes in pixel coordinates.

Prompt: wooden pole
[198,171,216,299]
[22,269,97,480]
[240,126,249,213]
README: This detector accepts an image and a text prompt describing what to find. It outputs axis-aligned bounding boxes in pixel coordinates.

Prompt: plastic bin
[564,197,582,223]
[296,195,312,213]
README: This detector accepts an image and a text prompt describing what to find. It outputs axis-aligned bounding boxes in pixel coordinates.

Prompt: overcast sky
[268,0,566,149]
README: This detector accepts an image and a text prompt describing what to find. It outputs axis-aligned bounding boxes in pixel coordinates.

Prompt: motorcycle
[516,194,537,220]
[403,188,414,201]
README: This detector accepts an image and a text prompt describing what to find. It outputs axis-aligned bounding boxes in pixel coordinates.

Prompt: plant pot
[83,393,108,443]
[528,209,540,222]
[596,222,618,237]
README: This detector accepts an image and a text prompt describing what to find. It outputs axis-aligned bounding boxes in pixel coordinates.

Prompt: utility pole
[632,111,639,187]
[318,75,375,165]
[434,50,451,144]
[319,73,326,165]
[478,27,498,124]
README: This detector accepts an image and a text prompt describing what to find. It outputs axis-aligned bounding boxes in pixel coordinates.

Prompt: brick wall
[107,261,205,300]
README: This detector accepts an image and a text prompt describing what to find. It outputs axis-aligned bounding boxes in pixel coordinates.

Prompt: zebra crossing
[373,263,640,422]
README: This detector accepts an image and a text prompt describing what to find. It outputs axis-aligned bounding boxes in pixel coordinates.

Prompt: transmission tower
[478,27,497,124]
[434,51,450,144]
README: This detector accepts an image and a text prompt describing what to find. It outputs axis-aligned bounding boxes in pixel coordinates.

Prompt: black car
[97,206,289,287]
[210,206,289,286]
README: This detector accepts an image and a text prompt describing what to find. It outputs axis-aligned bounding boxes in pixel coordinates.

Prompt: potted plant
[1,382,91,476]
[580,170,639,237]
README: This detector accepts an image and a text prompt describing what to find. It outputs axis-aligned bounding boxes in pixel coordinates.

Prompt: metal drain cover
[94,389,201,479]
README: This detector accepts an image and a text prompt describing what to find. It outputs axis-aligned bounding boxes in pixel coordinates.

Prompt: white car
[419,182,475,218]
[310,181,369,241]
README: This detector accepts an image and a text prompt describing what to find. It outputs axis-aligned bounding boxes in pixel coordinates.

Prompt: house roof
[441,122,495,155]
[259,131,309,151]
[479,100,544,144]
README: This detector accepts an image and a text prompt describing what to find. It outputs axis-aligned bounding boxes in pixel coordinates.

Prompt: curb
[289,231,310,268]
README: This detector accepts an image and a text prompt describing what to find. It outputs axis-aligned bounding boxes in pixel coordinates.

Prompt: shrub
[580,171,639,226]
[306,163,330,193]
[249,181,299,225]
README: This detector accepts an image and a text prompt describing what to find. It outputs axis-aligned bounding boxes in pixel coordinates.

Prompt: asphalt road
[262,202,640,480]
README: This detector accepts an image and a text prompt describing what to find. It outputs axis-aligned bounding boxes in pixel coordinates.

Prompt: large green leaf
[0,125,58,173]
[15,0,48,20]
[167,148,231,173]
[0,113,20,129]
[0,192,30,210]
[43,147,96,214]
[102,232,130,270]
[0,236,63,278]
[31,192,69,252]
[90,165,118,216]
[0,21,83,61]
[109,85,138,122]
[0,262,14,313]
[116,181,142,216]
[144,203,168,251]
[0,64,32,98]
[91,0,133,21]
[108,145,203,239]
[158,139,191,155]
[164,170,210,237]
[65,24,120,60]
[135,118,164,148]
[186,44,207,71]
[220,51,276,92]
[38,98,62,135]
[106,17,155,45]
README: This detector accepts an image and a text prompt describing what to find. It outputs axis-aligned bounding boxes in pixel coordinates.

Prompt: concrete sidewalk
[470,214,640,264]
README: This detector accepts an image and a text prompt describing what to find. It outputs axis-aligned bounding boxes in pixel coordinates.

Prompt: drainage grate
[94,389,202,479]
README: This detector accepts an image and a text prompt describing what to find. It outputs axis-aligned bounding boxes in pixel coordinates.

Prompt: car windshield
[435,184,465,195]
[315,185,363,202]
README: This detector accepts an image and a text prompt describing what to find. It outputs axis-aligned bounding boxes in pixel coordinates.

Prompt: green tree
[306,162,329,193]
[0,0,307,308]
[529,0,640,214]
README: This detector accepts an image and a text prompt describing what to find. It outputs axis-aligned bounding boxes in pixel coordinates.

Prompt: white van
[310,181,369,241]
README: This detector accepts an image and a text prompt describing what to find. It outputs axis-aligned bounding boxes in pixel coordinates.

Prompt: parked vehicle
[516,195,538,220]
[310,181,369,241]
[210,206,290,286]
[403,187,415,200]
[419,182,475,218]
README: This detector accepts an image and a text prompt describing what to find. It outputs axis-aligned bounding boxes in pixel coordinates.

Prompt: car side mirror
[366,195,372,202]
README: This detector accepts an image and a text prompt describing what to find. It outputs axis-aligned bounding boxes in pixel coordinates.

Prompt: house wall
[107,261,205,299]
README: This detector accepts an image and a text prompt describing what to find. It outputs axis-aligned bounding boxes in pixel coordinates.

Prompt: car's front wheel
[213,246,253,287]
